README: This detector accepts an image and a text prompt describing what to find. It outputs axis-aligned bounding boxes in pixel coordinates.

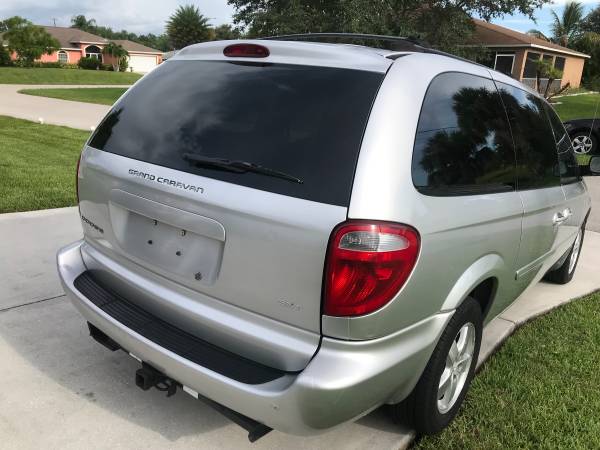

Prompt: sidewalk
[0,207,598,449]
[0,84,128,130]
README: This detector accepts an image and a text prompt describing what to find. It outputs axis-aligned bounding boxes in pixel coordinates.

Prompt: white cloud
[0,0,234,34]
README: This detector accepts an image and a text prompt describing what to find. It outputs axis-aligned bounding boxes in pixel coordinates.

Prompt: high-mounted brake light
[323,221,420,317]
[223,43,270,58]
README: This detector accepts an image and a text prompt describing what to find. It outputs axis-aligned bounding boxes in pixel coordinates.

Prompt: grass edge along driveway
[0,67,140,85]
[19,87,128,106]
[0,116,89,213]
[416,290,600,449]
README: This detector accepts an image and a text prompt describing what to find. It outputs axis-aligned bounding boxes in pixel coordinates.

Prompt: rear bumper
[57,240,452,435]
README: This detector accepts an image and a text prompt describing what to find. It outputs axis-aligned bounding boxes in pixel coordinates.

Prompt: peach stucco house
[8,26,162,73]
[471,19,590,90]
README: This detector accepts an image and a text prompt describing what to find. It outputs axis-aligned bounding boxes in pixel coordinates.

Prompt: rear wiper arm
[182,153,304,184]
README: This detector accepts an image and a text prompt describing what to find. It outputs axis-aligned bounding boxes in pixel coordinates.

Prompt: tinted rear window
[411,72,517,196]
[89,60,384,206]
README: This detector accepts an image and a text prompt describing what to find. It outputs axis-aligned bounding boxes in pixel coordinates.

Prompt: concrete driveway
[1,187,599,448]
[586,176,600,232]
[0,84,126,130]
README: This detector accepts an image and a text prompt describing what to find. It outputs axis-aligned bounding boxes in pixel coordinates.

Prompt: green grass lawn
[416,291,600,449]
[553,93,600,122]
[0,67,140,85]
[0,116,88,213]
[19,87,128,105]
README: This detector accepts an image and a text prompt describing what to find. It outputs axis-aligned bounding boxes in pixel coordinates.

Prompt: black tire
[544,225,585,285]
[570,131,598,156]
[391,297,482,435]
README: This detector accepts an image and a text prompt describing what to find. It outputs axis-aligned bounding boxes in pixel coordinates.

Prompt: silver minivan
[57,36,592,439]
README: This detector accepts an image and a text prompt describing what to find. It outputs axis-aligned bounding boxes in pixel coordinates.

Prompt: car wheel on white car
[391,296,482,435]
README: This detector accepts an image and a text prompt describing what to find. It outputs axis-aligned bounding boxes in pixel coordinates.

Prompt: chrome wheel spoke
[448,341,459,365]
[568,230,582,274]
[437,322,476,414]
[438,367,452,396]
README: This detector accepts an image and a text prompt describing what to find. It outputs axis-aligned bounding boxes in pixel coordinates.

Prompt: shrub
[119,57,128,72]
[584,75,600,92]
[0,45,13,66]
[78,57,101,70]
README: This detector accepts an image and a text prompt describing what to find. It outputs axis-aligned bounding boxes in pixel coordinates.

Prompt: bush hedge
[78,57,102,70]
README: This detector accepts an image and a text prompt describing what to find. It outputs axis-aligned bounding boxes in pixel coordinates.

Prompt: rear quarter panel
[323,55,524,340]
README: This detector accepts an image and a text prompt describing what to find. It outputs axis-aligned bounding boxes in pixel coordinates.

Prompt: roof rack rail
[262,32,429,51]
[261,32,480,66]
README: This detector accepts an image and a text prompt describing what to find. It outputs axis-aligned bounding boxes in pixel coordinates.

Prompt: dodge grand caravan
[57,36,592,438]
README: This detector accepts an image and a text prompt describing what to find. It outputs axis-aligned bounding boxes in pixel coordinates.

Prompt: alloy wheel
[437,322,476,414]
[572,135,594,154]
[568,229,583,274]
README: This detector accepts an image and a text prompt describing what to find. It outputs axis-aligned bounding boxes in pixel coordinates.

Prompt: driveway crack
[0,294,65,313]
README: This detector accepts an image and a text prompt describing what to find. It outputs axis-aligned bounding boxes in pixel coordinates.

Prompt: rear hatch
[77,42,387,369]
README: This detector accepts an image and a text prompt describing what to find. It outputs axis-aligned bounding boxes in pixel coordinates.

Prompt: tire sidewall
[413,297,483,434]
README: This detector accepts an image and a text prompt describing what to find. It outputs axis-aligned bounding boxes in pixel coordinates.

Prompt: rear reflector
[323,221,420,317]
[223,43,270,58]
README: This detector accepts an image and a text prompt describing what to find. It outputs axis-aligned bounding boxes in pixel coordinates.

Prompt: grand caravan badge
[128,169,204,193]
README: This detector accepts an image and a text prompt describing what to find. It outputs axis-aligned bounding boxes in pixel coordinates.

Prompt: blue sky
[493,0,598,35]
[0,1,598,36]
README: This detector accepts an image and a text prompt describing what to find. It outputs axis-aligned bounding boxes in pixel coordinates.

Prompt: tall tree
[549,0,584,47]
[70,15,97,31]
[227,0,549,52]
[166,5,212,49]
[213,24,242,40]
[3,16,60,65]
[103,42,129,71]
[529,1,584,47]
[581,4,600,34]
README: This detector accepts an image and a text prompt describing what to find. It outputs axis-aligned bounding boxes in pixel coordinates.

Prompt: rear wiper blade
[182,153,304,184]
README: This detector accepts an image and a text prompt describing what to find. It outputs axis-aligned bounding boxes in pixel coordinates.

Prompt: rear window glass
[411,72,517,196]
[89,60,384,207]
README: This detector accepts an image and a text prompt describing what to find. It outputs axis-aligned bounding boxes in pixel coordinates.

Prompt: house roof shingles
[42,26,109,49]
[40,26,161,54]
[472,18,590,59]
[111,39,162,54]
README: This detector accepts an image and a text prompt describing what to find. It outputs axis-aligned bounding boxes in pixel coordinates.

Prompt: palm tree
[528,1,584,48]
[103,42,128,72]
[70,15,96,31]
[166,5,212,49]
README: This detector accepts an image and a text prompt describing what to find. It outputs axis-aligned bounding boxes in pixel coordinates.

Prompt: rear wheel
[391,297,482,435]
[545,226,584,285]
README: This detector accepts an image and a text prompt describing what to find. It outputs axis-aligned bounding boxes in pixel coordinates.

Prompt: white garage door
[128,55,157,73]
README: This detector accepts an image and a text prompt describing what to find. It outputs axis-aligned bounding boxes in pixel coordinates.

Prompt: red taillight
[223,43,270,58]
[76,154,81,203]
[323,221,420,317]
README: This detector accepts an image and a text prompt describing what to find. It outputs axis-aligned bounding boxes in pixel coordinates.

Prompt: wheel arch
[440,253,504,320]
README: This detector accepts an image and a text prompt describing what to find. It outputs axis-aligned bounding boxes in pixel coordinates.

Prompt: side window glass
[497,83,561,189]
[412,72,517,196]
[544,103,581,184]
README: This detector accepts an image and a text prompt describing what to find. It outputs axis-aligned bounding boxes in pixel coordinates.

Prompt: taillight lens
[76,153,82,203]
[223,43,270,58]
[324,221,420,317]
